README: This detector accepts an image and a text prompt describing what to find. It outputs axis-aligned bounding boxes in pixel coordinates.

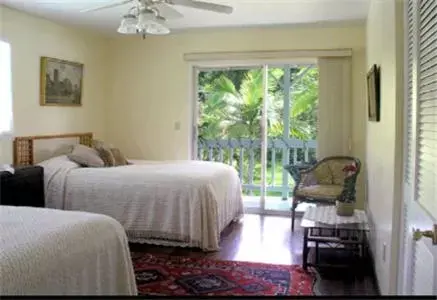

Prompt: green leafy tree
[268,67,319,140]
[198,67,318,141]
[197,67,318,194]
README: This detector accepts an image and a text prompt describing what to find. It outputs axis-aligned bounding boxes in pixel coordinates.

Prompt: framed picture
[367,64,380,122]
[40,57,83,106]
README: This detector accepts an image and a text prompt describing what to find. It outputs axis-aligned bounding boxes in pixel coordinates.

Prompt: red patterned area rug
[131,253,316,296]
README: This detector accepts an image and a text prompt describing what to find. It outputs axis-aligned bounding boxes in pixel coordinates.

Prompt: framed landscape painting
[40,57,83,106]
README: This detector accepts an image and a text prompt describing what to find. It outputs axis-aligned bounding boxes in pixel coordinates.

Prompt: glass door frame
[189,59,315,216]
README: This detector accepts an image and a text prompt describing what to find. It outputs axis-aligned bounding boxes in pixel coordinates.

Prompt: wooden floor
[130,214,379,296]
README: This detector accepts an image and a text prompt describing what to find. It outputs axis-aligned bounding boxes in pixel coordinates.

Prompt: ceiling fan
[81,0,234,37]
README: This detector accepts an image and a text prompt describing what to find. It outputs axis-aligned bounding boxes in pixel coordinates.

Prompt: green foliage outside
[197,66,319,197]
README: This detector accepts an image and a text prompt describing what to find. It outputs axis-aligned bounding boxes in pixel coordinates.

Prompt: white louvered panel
[419,33,436,60]
[412,239,435,295]
[420,66,437,86]
[420,0,436,10]
[418,150,437,164]
[417,151,437,215]
[418,2,436,68]
[419,13,436,42]
[420,122,437,133]
[419,86,437,100]
[420,133,437,145]
[417,0,437,219]
[402,198,412,294]
[418,152,436,165]
[420,96,437,108]
[419,133,437,144]
[417,169,436,192]
[405,0,415,184]
[419,73,437,89]
[402,0,437,295]
[419,117,437,131]
[419,108,437,119]
[419,0,436,26]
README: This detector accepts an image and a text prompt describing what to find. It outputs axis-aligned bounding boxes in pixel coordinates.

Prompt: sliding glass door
[193,63,318,215]
[264,65,318,213]
[195,65,265,213]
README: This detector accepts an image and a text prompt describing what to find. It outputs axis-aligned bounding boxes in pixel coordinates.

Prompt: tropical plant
[197,67,319,197]
[268,67,319,140]
[198,66,318,141]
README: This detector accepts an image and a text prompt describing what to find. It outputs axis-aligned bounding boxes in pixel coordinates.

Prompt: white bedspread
[39,156,244,251]
[0,206,137,295]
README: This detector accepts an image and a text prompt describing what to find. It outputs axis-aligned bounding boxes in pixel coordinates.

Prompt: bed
[0,205,137,295]
[14,133,244,252]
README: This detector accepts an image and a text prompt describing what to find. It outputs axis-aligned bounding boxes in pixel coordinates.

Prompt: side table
[301,205,369,270]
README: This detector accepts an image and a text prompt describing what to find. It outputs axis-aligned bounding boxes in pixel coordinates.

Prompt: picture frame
[40,57,83,106]
[367,64,381,122]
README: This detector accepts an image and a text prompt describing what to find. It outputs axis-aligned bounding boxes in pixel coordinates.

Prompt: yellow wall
[366,0,404,295]
[0,6,110,163]
[1,4,407,293]
[108,26,366,158]
[107,25,367,206]
[0,5,13,164]
[0,9,368,209]
[0,8,369,209]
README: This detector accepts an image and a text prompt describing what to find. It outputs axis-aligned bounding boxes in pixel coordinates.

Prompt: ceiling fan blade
[80,0,134,13]
[153,3,184,19]
[167,0,233,14]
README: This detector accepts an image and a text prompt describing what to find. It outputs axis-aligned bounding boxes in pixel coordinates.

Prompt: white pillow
[67,144,104,168]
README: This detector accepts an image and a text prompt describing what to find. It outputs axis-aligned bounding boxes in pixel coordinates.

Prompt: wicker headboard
[13,132,93,166]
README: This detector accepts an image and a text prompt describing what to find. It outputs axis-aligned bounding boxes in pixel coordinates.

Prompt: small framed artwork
[40,57,83,106]
[367,64,381,122]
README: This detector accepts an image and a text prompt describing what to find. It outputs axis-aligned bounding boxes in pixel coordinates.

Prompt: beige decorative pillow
[110,147,129,166]
[92,140,116,167]
[53,144,75,157]
[67,144,104,168]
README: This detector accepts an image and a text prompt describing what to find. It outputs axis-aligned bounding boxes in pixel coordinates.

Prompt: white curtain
[0,40,13,137]
[317,57,352,158]
[0,40,13,165]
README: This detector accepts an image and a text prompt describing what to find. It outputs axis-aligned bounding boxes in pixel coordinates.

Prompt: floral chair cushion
[312,163,333,184]
[312,158,356,185]
[295,184,343,199]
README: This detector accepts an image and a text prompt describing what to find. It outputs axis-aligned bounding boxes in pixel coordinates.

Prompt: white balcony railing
[197,138,317,199]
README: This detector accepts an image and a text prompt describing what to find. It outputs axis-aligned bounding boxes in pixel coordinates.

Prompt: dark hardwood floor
[130,214,379,296]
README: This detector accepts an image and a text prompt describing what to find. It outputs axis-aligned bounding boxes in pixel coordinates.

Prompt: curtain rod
[184,49,353,62]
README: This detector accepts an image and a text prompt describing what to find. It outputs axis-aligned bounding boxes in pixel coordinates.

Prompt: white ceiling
[1,0,370,35]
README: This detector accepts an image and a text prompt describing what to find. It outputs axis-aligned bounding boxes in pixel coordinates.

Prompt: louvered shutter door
[405,0,416,186]
[417,0,437,217]
[401,2,418,294]
[401,1,437,295]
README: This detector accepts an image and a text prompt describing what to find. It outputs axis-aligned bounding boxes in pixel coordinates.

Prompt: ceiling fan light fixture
[82,0,235,38]
[117,14,138,35]
[137,11,170,35]
[145,21,170,35]
[136,11,154,29]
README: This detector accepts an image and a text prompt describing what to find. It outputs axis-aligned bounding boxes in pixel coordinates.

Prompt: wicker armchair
[284,156,361,231]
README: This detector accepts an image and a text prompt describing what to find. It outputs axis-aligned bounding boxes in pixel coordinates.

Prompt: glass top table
[300,205,370,270]
[301,205,370,231]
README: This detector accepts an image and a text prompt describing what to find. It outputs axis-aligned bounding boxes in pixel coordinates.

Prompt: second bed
[39,156,244,251]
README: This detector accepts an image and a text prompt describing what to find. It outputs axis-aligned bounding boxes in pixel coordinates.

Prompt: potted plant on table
[336,163,359,216]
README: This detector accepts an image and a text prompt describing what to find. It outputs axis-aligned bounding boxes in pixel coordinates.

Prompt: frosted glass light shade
[145,22,170,35]
[137,12,170,35]
[117,14,138,34]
